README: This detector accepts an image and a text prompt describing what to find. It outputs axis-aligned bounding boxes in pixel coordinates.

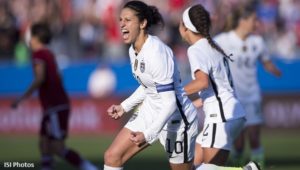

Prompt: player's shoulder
[149,35,172,51]
[247,34,264,45]
[188,38,211,56]
[147,35,173,59]
[214,31,232,42]
[33,48,52,60]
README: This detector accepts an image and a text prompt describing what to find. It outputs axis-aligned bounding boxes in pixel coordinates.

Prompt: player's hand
[274,69,282,77]
[192,98,203,108]
[11,99,21,109]
[130,131,147,147]
[107,105,125,120]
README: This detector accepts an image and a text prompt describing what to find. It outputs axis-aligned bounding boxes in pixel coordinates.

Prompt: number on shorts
[203,124,209,137]
[166,138,183,154]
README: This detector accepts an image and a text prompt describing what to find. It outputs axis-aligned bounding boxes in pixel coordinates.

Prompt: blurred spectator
[272,18,297,59]
[0,1,19,60]
[95,0,125,61]
[0,0,299,64]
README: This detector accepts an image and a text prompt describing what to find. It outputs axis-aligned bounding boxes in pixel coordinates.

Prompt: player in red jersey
[11,23,98,170]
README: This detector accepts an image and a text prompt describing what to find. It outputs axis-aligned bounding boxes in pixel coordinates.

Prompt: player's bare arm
[184,70,209,95]
[263,60,282,77]
[11,61,45,108]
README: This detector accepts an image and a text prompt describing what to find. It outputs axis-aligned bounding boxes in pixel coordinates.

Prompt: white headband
[182,7,199,33]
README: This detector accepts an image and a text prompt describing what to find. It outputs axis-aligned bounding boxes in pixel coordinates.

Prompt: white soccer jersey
[121,35,198,144]
[187,38,245,123]
[214,31,269,103]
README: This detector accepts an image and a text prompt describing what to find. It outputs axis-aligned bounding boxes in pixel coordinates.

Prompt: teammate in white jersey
[103,1,199,170]
[215,3,281,169]
[178,4,258,170]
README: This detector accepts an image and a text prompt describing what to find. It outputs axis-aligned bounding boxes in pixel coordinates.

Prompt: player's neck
[133,33,148,55]
[189,33,204,45]
[234,27,250,41]
[32,43,46,52]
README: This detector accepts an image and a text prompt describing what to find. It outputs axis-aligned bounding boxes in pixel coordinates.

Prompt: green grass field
[1,128,299,170]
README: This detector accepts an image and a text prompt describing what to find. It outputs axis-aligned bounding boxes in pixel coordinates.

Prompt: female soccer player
[178,4,251,169]
[103,1,199,170]
[214,3,281,169]
[11,23,97,170]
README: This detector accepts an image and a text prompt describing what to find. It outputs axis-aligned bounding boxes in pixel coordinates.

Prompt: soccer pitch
[1,128,299,170]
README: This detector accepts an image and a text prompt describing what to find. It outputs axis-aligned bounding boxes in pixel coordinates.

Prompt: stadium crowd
[0,0,299,66]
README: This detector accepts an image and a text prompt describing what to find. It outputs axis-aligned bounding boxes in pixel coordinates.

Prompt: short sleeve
[187,47,210,77]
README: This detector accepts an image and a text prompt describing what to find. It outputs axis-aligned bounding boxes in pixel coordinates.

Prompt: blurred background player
[214,2,282,169]
[11,22,98,170]
[103,1,199,170]
[178,4,254,170]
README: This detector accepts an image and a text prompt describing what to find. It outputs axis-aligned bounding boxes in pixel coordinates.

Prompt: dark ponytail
[189,4,232,61]
[124,1,164,30]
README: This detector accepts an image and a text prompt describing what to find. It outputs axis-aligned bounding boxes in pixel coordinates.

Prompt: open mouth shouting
[121,29,130,41]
